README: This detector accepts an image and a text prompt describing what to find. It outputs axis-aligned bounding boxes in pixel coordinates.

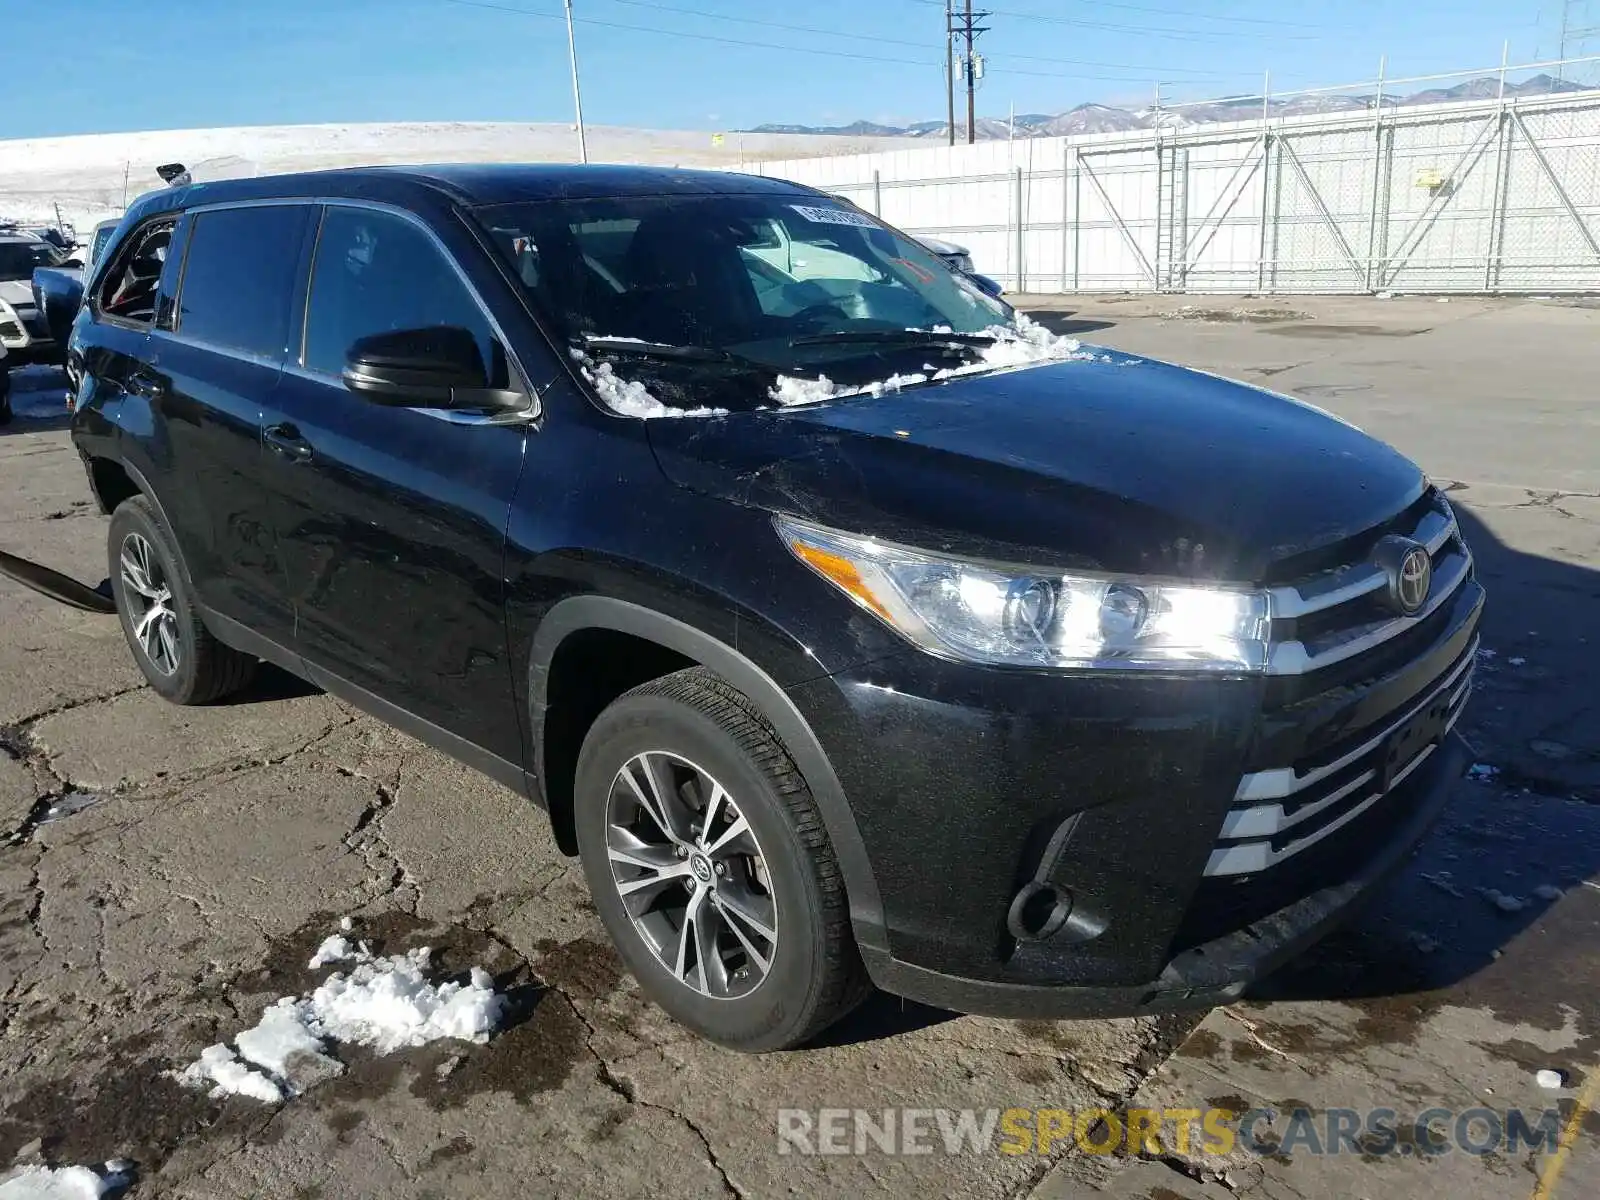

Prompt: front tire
[574,667,869,1051]
[108,495,256,704]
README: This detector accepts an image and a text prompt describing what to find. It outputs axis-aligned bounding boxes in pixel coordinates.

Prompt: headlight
[778,517,1270,672]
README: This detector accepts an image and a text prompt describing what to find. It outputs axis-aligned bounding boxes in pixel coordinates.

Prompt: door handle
[264,422,314,463]
[126,373,165,400]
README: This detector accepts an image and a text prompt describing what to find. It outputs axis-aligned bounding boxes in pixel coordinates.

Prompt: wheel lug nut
[714,862,726,876]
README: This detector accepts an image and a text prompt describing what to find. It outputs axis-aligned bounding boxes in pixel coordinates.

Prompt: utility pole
[945,1,956,146]
[563,0,589,163]
[952,1,990,144]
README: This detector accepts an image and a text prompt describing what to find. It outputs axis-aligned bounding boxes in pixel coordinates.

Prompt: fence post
[1484,43,1511,291]
[872,169,882,216]
[1072,148,1082,291]
[1015,165,1025,293]
[1061,139,1071,294]
[1257,132,1273,293]
[1364,56,1387,292]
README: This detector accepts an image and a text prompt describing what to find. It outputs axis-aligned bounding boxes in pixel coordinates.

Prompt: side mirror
[342,326,525,411]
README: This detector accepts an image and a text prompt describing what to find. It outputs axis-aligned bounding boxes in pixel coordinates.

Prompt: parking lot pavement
[1,297,1597,1198]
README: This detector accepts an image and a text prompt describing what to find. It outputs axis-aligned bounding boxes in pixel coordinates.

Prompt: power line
[1022,0,1336,30]
[595,0,1226,74]
[900,0,1323,40]
[442,0,1235,81]
[443,0,937,68]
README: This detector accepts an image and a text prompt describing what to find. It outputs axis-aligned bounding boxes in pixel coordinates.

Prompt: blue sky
[5,0,1577,137]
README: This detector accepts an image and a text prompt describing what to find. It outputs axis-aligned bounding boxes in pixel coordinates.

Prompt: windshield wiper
[578,336,777,376]
[581,336,734,363]
[787,329,998,348]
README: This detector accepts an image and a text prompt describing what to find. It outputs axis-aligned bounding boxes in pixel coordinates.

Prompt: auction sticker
[789,205,878,228]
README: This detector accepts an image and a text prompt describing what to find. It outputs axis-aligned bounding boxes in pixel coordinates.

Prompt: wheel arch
[529,595,887,953]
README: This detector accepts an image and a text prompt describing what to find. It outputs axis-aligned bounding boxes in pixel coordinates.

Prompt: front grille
[1197,486,1481,883]
[1205,638,1474,876]
[1264,489,1471,678]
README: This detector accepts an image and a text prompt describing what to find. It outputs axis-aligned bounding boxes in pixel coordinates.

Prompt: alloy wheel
[605,751,778,1000]
[119,532,180,676]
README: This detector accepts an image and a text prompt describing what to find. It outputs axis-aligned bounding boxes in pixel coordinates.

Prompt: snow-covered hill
[0,120,924,231]
[744,73,1588,142]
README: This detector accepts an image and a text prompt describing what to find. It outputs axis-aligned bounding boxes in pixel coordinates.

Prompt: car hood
[645,353,1425,582]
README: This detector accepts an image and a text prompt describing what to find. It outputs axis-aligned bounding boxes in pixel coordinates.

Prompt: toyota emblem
[1372,535,1432,616]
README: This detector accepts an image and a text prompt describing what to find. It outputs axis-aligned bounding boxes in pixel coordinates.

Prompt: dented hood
[646,355,1425,582]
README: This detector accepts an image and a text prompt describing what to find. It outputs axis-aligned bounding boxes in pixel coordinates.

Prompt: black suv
[67,166,1482,1051]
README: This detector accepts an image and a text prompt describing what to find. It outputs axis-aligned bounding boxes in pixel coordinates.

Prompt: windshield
[0,241,53,282]
[475,193,1022,413]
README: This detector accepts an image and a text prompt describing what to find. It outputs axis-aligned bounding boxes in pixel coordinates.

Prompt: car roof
[121,163,822,226]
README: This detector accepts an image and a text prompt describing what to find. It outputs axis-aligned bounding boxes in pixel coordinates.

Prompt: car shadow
[219,661,323,704]
[2,365,73,435]
[1017,309,1117,338]
[1246,499,1600,1006]
[804,989,960,1048]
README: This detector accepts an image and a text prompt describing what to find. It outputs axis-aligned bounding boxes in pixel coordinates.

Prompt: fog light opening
[1007,881,1074,941]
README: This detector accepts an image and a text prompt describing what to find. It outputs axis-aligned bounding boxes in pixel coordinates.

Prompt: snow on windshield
[570,350,731,419]
[580,314,1099,419]
[768,314,1100,409]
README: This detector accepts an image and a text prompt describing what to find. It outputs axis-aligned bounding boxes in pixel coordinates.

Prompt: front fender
[527,594,889,956]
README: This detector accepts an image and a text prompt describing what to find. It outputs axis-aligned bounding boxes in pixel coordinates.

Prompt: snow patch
[309,947,502,1054]
[0,1164,132,1200]
[575,355,728,419]
[176,930,504,1104]
[770,374,842,406]
[178,1043,286,1104]
[771,315,1096,407]
[308,934,354,969]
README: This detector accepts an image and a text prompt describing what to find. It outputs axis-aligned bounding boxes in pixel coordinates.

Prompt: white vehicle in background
[0,229,63,367]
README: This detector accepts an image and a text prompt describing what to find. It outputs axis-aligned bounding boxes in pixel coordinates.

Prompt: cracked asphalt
[2,294,1598,1199]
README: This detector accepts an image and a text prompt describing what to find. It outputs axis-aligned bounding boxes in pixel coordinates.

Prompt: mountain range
[744,74,1587,140]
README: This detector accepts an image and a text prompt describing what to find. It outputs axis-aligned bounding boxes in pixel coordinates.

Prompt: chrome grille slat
[1236,640,1477,802]
[1206,667,1472,877]
[1265,546,1472,676]
[1267,504,1456,620]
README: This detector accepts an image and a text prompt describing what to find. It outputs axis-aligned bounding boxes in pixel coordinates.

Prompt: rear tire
[0,370,12,425]
[108,495,256,704]
[574,667,869,1051]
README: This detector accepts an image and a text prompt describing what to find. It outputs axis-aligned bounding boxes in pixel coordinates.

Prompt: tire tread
[604,666,870,1046]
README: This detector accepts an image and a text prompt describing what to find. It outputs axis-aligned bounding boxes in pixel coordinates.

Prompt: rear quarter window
[176,205,309,359]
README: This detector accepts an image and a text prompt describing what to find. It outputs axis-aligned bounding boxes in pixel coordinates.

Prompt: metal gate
[755,81,1600,295]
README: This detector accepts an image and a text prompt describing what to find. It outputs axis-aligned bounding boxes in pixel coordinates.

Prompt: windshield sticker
[788,205,878,228]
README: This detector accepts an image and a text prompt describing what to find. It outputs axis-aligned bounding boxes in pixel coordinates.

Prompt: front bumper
[861,733,1464,1018]
[785,574,1482,1019]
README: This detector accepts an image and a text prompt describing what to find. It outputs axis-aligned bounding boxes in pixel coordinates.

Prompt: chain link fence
[752,67,1600,296]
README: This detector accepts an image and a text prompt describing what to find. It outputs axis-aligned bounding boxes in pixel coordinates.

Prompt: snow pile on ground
[0,1161,133,1199]
[177,927,504,1104]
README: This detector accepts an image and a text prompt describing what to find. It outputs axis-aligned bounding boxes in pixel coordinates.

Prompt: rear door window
[301,206,504,385]
[175,205,309,359]
[96,219,178,326]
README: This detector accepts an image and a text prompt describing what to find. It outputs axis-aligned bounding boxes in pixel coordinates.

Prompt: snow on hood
[768,313,1102,408]
[578,314,1098,419]
[571,349,730,419]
